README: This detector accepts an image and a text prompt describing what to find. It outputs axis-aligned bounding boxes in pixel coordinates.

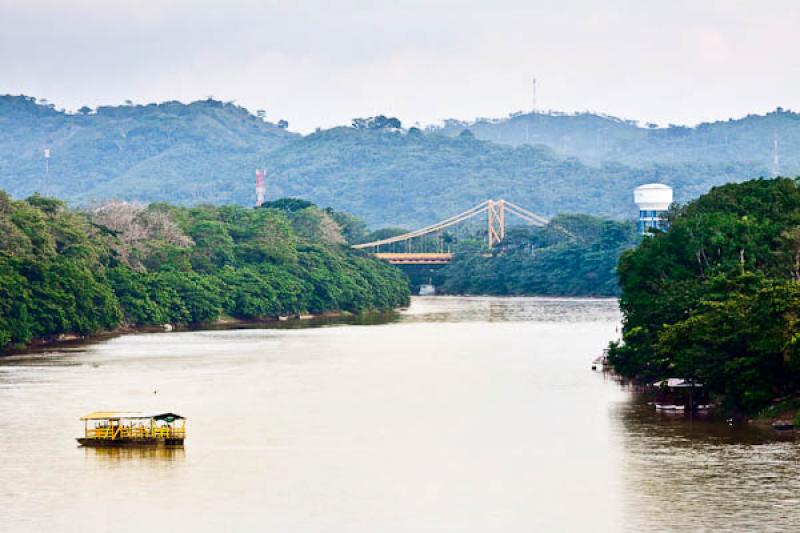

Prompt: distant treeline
[0,192,409,352]
[437,215,639,296]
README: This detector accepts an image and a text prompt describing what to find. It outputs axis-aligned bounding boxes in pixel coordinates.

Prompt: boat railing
[151,426,185,439]
[86,427,115,439]
[86,425,186,440]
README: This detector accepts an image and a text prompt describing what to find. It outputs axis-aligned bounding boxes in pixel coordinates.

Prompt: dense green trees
[609,178,800,413]
[437,215,638,296]
[0,191,409,352]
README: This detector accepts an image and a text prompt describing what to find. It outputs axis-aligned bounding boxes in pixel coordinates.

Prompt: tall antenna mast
[772,130,781,177]
[532,77,537,113]
[43,146,50,195]
[255,169,266,207]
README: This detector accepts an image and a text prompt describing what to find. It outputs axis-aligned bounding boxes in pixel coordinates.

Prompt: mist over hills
[433,108,800,170]
[0,94,791,227]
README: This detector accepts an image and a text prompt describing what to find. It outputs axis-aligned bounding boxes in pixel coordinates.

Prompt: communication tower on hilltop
[634,183,672,235]
[532,77,537,112]
[43,146,50,195]
[255,169,267,207]
[773,130,781,177]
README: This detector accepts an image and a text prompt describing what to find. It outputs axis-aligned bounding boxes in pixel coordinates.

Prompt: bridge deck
[374,253,453,265]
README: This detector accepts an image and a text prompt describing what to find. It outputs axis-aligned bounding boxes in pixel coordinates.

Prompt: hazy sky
[1,0,798,132]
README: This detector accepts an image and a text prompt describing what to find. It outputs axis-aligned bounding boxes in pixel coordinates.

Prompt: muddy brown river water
[1,296,798,532]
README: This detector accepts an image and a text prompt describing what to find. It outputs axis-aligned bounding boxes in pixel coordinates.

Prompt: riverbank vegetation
[436,215,638,296]
[608,178,800,415]
[0,191,409,352]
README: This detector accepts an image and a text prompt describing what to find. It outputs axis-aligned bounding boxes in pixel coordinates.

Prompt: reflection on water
[619,396,791,446]
[84,446,186,463]
[402,295,621,323]
[1,296,799,532]
[615,399,800,531]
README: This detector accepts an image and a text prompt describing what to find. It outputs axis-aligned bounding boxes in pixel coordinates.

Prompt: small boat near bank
[771,420,795,431]
[419,283,436,296]
[650,378,711,414]
[654,403,685,411]
[77,411,186,447]
[591,354,609,371]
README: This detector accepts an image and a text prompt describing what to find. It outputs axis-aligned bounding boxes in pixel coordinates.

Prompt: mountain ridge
[0,94,790,227]
[432,108,800,170]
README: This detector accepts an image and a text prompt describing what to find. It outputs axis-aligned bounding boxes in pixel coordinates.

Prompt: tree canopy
[437,215,638,296]
[0,191,409,352]
[608,177,800,414]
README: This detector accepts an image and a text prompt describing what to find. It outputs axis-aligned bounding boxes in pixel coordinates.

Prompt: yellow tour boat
[77,411,186,447]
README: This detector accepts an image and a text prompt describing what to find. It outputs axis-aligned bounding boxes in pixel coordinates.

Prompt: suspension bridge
[352,199,550,265]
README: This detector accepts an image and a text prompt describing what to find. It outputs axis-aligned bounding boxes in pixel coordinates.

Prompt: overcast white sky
[1,0,798,132]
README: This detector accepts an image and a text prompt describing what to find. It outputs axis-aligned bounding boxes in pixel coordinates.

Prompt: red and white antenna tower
[255,169,266,207]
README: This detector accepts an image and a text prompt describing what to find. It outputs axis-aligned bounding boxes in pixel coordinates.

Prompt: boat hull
[77,438,184,447]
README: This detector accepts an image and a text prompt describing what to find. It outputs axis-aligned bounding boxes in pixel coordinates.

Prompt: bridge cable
[352,200,490,249]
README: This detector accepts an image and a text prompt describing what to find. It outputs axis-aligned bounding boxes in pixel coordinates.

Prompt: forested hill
[254,127,760,227]
[0,95,297,204]
[0,94,782,227]
[432,108,800,171]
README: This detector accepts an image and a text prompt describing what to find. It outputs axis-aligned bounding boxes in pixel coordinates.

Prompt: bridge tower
[487,199,506,248]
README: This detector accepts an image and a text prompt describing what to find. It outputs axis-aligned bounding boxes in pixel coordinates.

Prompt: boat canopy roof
[81,411,185,421]
[152,412,185,421]
[81,411,144,420]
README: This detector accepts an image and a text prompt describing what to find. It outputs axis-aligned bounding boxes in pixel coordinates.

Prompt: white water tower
[634,183,672,234]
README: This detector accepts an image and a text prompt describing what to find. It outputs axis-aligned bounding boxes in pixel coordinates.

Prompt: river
[1,296,798,532]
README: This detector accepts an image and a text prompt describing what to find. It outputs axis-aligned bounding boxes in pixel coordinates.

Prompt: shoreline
[0,309,400,358]
[612,369,800,428]
[1,295,618,358]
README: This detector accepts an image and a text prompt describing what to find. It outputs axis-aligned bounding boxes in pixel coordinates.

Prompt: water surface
[1,296,797,532]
